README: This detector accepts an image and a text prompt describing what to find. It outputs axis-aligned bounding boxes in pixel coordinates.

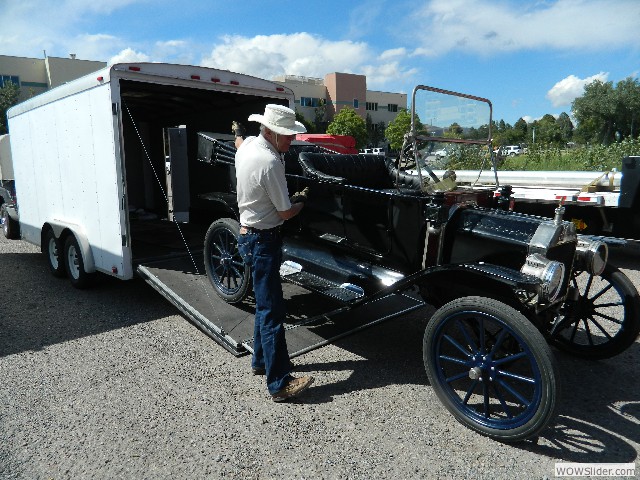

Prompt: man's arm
[277,202,304,220]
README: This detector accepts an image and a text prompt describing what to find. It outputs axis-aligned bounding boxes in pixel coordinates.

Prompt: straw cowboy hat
[248,104,307,135]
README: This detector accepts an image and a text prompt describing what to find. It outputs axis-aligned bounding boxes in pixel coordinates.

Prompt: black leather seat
[298,153,423,195]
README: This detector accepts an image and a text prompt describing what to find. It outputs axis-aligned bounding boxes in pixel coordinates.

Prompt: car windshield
[401,85,497,192]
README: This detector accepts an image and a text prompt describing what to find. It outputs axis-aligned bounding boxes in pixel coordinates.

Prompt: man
[234,104,314,402]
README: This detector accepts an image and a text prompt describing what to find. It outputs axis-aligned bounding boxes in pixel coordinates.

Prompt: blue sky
[1,0,638,125]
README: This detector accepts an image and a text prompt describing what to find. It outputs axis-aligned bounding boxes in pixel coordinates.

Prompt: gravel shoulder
[1,236,639,479]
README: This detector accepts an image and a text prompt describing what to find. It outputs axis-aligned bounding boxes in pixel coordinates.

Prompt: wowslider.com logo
[555,463,635,477]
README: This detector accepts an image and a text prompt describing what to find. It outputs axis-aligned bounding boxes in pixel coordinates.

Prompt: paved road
[1,236,638,479]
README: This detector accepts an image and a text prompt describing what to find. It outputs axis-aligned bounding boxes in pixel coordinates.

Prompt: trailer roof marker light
[191,75,201,80]
[276,87,285,92]
[128,66,141,71]
[112,266,118,274]
[230,80,239,85]
[97,76,104,82]
[211,77,220,83]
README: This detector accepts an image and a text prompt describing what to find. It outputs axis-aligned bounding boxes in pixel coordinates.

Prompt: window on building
[0,75,20,88]
[301,97,321,107]
[388,104,398,113]
[353,99,359,109]
[366,102,378,111]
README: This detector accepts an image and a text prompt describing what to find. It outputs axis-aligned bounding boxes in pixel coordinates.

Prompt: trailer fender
[43,221,96,273]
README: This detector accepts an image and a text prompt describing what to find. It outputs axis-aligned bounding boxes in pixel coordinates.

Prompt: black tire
[550,264,640,359]
[1,206,19,240]
[204,218,251,303]
[44,229,66,277]
[63,235,96,289]
[423,296,559,442]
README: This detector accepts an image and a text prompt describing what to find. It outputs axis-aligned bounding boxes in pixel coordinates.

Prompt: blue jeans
[237,229,292,394]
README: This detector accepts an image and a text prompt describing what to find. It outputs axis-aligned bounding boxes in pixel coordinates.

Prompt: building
[273,72,407,134]
[0,54,107,102]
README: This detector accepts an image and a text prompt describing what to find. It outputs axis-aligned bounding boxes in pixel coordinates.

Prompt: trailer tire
[204,218,251,304]
[1,206,19,240]
[423,296,559,442]
[550,264,640,359]
[44,229,66,278]
[63,234,96,289]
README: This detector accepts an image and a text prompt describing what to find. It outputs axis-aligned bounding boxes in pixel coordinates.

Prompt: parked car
[197,85,640,442]
[496,145,522,156]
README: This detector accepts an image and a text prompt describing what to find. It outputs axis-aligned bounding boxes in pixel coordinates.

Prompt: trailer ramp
[137,255,426,357]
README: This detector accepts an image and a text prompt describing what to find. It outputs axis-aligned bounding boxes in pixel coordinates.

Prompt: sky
[1,0,639,126]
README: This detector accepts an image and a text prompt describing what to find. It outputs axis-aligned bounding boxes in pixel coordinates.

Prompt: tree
[384,108,424,151]
[0,81,21,134]
[614,77,640,139]
[513,118,528,144]
[572,79,617,145]
[295,110,315,134]
[556,112,574,144]
[326,107,368,149]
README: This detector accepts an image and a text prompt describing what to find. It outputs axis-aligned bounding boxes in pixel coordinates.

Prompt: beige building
[273,72,407,133]
[0,54,106,102]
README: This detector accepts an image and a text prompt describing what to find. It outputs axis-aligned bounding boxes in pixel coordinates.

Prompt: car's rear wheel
[423,296,559,442]
[204,218,251,303]
[550,264,640,359]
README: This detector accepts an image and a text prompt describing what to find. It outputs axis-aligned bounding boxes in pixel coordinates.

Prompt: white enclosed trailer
[6,63,302,353]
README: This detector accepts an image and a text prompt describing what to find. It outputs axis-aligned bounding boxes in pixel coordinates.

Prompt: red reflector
[191,75,200,80]
[211,77,220,83]
[230,80,239,85]
[97,76,104,82]
[128,66,141,71]
[112,266,118,274]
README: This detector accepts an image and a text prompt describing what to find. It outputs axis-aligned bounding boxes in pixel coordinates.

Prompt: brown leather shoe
[271,376,314,402]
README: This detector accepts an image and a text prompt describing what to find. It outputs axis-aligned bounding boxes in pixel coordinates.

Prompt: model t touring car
[199,85,640,442]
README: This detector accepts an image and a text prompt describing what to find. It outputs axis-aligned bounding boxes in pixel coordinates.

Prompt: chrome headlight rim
[521,253,566,303]
[576,238,608,276]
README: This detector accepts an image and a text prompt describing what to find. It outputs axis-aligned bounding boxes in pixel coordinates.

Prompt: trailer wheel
[1,206,19,239]
[44,229,66,277]
[63,235,96,289]
[204,218,251,303]
[423,296,559,442]
[550,264,640,359]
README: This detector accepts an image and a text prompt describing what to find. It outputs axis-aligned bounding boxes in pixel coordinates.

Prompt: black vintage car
[197,86,640,442]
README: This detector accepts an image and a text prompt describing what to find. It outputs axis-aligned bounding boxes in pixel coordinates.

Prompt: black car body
[197,86,640,442]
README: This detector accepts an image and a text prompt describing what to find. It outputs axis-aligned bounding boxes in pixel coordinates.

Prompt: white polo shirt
[235,135,292,229]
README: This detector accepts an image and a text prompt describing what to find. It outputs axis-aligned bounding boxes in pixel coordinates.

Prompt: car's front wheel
[204,218,251,303]
[423,296,559,442]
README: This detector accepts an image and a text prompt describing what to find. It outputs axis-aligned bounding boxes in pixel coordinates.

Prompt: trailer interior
[119,79,288,263]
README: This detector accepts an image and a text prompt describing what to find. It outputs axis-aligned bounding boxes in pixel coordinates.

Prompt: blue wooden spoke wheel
[423,296,559,442]
[204,218,251,303]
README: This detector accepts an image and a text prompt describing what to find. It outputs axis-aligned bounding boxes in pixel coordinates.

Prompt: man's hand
[231,121,246,138]
[290,187,309,204]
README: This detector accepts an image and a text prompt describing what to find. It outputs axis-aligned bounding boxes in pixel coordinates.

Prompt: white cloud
[201,33,416,89]
[546,72,609,107]
[410,0,640,56]
[109,48,151,65]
